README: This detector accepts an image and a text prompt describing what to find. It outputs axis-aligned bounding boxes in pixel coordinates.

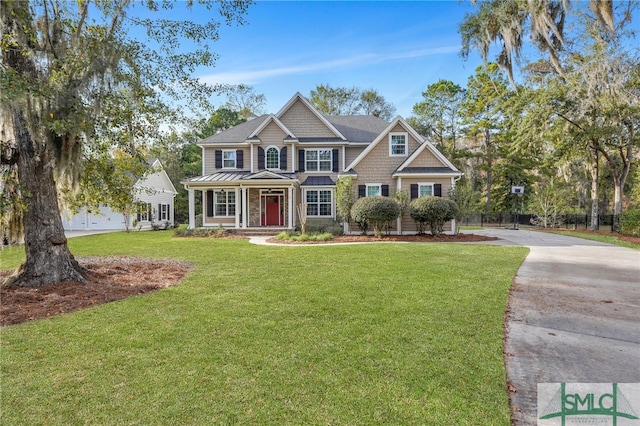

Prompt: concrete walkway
[474,228,640,425]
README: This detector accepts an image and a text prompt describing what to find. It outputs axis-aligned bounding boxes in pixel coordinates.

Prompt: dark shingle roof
[198,114,390,145]
[326,115,389,143]
[199,115,270,145]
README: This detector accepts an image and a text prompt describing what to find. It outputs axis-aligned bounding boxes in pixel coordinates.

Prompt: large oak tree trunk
[4,109,85,287]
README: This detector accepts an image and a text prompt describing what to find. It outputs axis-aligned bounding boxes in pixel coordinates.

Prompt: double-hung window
[222,150,236,168]
[389,133,407,156]
[366,184,381,197]
[419,183,434,197]
[305,149,332,172]
[137,203,152,221]
[215,191,236,216]
[159,204,169,220]
[266,147,279,169]
[306,189,332,217]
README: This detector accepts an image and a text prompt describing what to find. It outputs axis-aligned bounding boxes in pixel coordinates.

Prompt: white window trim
[305,148,333,173]
[138,202,152,221]
[418,182,435,197]
[265,145,280,170]
[366,183,382,197]
[222,149,236,169]
[389,132,408,157]
[214,190,236,217]
[303,187,335,218]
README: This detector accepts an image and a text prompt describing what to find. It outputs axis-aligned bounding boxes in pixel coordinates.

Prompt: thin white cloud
[199,45,460,85]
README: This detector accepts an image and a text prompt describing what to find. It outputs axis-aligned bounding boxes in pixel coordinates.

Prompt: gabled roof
[136,158,178,195]
[246,170,294,180]
[247,114,296,141]
[395,137,460,174]
[196,94,395,147]
[345,116,427,171]
[276,92,347,141]
[198,115,269,145]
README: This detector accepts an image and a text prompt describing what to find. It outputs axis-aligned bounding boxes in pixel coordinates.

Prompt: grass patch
[546,230,640,250]
[1,232,527,425]
[276,231,334,242]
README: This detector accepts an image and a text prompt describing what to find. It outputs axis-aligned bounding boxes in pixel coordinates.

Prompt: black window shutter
[167,205,171,221]
[434,184,442,197]
[410,184,418,199]
[381,185,389,197]
[215,150,222,168]
[206,190,214,217]
[332,149,339,172]
[358,185,366,198]
[136,212,141,222]
[236,150,243,169]
[258,147,265,170]
[280,146,287,170]
[298,149,305,172]
[158,204,162,220]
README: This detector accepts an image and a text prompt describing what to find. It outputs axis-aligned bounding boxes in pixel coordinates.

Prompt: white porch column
[396,177,403,235]
[235,188,240,228]
[188,188,195,229]
[288,186,293,228]
[242,186,248,228]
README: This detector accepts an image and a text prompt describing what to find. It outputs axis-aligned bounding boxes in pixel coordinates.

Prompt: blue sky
[192,1,484,118]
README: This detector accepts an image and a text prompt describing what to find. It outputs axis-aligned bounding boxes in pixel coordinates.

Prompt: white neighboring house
[62,158,178,231]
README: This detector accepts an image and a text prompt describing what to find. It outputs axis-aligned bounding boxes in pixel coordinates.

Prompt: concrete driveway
[474,228,640,425]
[65,230,121,238]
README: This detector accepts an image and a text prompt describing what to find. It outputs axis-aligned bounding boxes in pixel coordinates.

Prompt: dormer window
[266,147,279,169]
[390,133,407,156]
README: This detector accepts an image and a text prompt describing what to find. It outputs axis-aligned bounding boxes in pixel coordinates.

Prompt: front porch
[186,184,298,230]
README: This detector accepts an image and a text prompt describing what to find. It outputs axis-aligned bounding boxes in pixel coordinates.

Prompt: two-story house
[182,92,462,234]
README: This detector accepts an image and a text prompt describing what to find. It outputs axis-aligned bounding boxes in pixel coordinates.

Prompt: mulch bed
[1,257,191,327]
[267,233,499,244]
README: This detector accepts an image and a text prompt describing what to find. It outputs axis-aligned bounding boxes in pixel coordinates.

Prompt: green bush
[276,231,334,242]
[174,225,229,238]
[621,207,640,237]
[409,196,458,236]
[351,196,401,238]
[304,219,343,235]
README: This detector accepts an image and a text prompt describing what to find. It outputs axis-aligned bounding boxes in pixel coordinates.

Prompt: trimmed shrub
[621,207,640,237]
[409,196,459,236]
[351,196,401,238]
[304,218,344,235]
[276,231,334,242]
[174,225,229,238]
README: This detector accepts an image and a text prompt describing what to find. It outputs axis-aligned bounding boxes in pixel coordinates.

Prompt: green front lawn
[1,232,527,425]
[546,229,640,250]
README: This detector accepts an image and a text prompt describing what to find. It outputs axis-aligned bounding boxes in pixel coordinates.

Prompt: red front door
[265,196,280,226]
